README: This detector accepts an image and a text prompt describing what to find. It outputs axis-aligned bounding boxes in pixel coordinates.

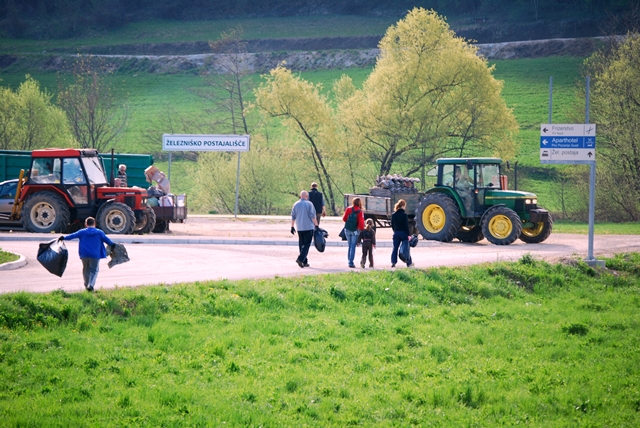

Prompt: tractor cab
[437,158,505,218]
[17,148,155,234]
[415,158,552,245]
[27,149,108,208]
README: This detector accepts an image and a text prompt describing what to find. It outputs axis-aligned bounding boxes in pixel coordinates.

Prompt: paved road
[1,233,638,294]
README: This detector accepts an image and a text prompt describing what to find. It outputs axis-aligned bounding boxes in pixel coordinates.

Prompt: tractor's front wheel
[520,210,553,243]
[21,191,71,233]
[481,207,522,245]
[456,225,484,243]
[415,193,461,242]
[97,202,136,235]
[133,207,157,235]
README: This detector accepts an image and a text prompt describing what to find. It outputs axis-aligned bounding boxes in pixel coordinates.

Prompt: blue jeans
[345,229,359,266]
[81,258,100,289]
[392,231,412,266]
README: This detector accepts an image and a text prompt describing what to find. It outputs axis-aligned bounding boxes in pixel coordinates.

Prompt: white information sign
[162,134,250,152]
[540,124,596,164]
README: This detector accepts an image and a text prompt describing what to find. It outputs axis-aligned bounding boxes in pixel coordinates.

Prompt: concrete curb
[0,234,397,248]
[0,253,26,271]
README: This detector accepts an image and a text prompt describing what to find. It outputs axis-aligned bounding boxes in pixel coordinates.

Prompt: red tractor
[12,148,156,234]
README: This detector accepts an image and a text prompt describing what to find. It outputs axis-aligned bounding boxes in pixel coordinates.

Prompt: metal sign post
[162,134,250,218]
[585,76,601,266]
[540,77,604,267]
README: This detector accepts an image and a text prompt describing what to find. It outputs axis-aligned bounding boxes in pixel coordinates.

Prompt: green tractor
[415,158,552,245]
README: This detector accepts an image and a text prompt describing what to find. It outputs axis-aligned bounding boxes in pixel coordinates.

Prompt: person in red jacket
[60,217,115,291]
[342,197,365,268]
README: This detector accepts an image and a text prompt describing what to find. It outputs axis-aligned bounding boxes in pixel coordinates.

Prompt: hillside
[2,0,633,41]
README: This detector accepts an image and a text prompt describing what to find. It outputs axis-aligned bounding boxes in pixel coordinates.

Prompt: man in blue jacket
[61,217,115,291]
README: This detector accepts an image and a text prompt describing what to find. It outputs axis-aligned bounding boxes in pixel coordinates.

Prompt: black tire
[520,211,553,244]
[153,219,169,233]
[134,207,157,235]
[481,206,522,245]
[415,193,461,242]
[97,202,136,235]
[21,191,71,233]
[456,225,484,243]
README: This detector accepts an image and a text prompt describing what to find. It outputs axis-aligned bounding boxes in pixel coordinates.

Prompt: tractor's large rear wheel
[22,191,71,233]
[133,207,157,235]
[520,210,553,244]
[481,207,522,245]
[415,193,461,242]
[456,225,484,243]
[97,202,136,235]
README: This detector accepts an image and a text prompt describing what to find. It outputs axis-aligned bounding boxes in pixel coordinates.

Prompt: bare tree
[190,25,256,135]
[57,57,128,153]
[139,106,204,161]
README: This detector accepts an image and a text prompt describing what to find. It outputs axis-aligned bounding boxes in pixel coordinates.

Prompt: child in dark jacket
[358,218,377,268]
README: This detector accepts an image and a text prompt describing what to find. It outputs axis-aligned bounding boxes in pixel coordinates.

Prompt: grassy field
[0,16,398,54]
[0,56,584,164]
[0,249,19,264]
[0,54,588,214]
[553,221,640,235]
[0,253,639,425]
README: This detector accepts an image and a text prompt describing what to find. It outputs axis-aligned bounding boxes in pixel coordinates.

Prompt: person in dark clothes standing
[358,218,376,268]
[390,199,414,268]
[291,190,319,268]
[308,182,326,225]
[60,217,115,291]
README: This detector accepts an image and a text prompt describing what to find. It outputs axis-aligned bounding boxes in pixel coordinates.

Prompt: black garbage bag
[107,243,130,268]
[409,234,419,248]
[314,227,328,252]
[339,228,347,241]
[37,239,68,277]
[399,244,408,263]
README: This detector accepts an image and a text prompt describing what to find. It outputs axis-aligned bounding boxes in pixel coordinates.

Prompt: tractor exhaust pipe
[110,149,115,187]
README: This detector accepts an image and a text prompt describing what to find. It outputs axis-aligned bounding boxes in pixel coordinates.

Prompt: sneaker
[86,285,94,292]
[407,263,414,268]
[304,263,310,267]
[296,260,304,268]
[360,262,365,268]
[391,264,396,268]
[349,264,356,268]
[369,265,374,268]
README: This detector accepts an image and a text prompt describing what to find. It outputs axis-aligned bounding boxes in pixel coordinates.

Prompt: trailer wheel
[153,219,169,233]
[481,206,522,245]
[415,193,461,242]
[97,202,136,235]
[133,207,157,235]
[22,191,71,233]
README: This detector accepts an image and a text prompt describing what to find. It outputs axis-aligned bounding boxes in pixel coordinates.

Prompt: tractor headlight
[532,198,537,204]
[525,199,531,204]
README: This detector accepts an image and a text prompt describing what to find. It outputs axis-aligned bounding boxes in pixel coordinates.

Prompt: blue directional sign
[540,136,597,149]
[539,124,597,164]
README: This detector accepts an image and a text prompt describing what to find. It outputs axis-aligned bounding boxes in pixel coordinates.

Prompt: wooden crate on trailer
[344,194,391,217]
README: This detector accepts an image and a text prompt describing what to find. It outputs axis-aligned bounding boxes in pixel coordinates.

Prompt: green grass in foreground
[1,253,639,426]
[0,249,19,264]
